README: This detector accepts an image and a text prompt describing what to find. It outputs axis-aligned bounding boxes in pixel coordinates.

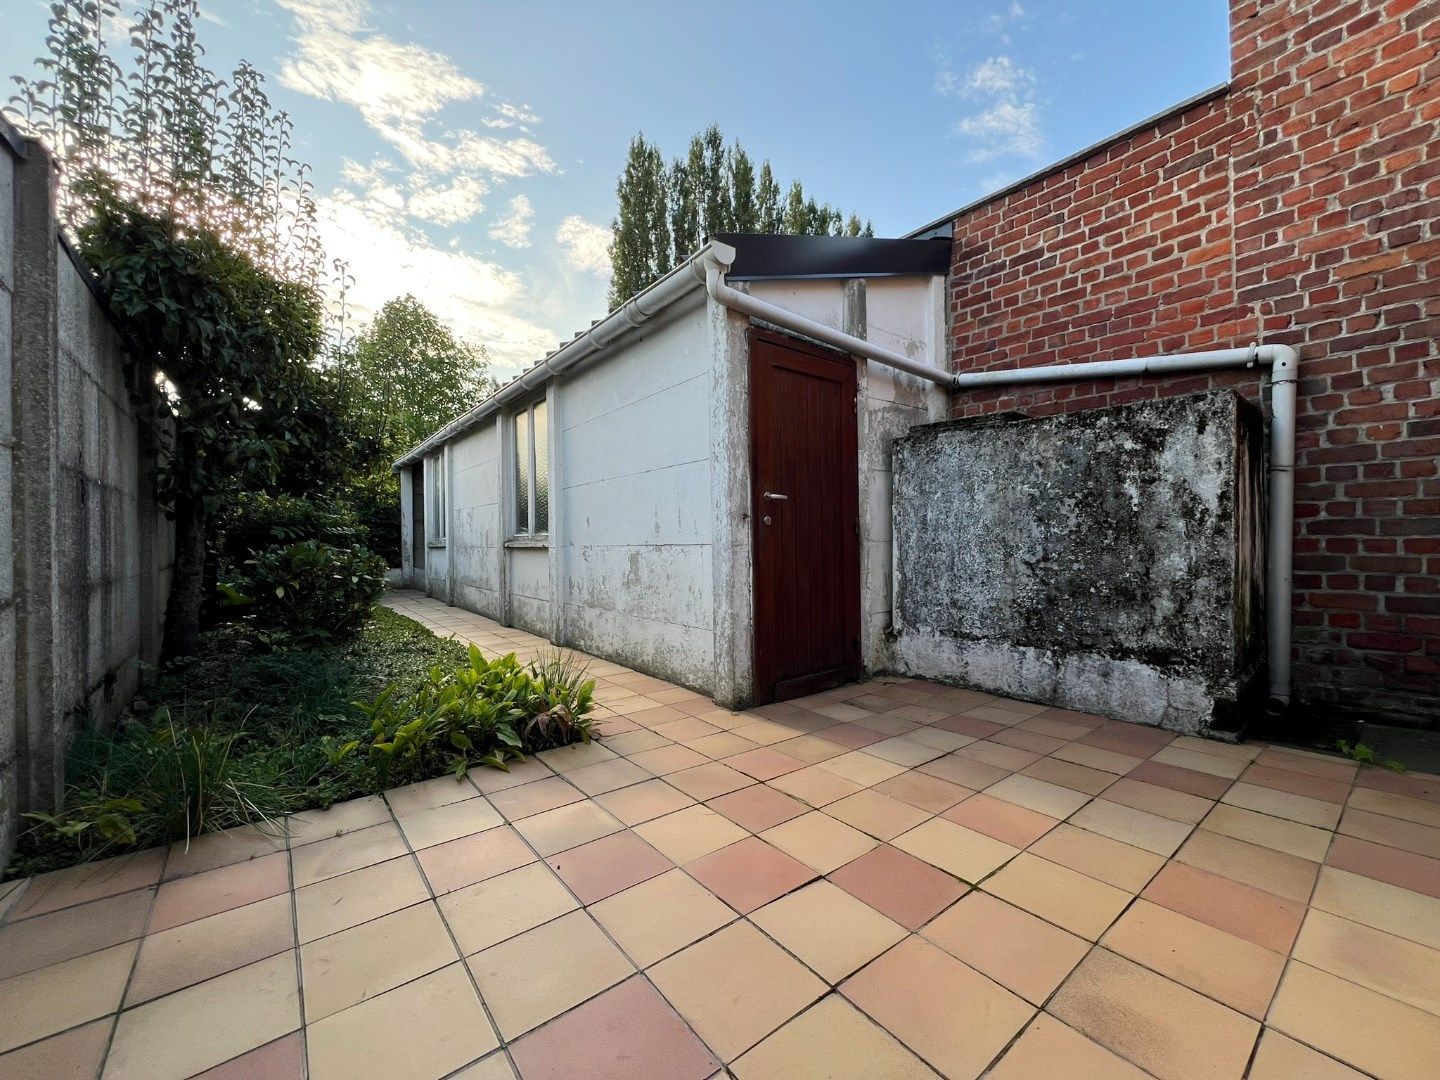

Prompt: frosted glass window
[533,400,549,534]
[512,400,549,536]
[513,409,530,533]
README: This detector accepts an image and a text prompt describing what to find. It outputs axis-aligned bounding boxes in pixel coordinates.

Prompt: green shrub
[215,492,366,564]
[226,540,387,642]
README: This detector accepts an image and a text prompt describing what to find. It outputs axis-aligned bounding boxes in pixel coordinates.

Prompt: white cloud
[957,100,1043,159]
[967,56,1027,94]
[555,217,612,275]
[490,195,534,248]
[406,175,489,226]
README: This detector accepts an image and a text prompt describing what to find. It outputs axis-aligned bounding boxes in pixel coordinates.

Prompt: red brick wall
[946,0,1440,726]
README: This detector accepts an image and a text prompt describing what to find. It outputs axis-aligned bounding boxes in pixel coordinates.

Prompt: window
[427,453,446,542]
[513,399,549,535]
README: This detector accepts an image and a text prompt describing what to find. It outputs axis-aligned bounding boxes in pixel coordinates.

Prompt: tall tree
[730,145,757,233]
[756,162,782,233]
[782,181,810,234]
[697,125,731,240]
[667,158,698,268]
[608,135,669,307]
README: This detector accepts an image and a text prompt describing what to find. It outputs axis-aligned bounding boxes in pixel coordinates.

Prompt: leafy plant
[1334,739,1406,774]
[215,493,366,563]
[226,540,387,642]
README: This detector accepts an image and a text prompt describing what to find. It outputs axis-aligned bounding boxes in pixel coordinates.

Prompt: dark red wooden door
[749,330,861,703]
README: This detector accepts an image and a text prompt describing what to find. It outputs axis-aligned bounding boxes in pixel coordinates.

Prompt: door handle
[762,491,789,501]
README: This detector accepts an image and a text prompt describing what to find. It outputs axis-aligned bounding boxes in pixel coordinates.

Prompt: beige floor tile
[1028,824,1164,892]
[1201,803,1331,862]
[760,811,880,874]
[666,761,754,800]
[769,765,864,807]
[295,856,429,944]
[0,940,136,1054]
[987,1014,1151,1080]
[730,995,935,1079]
[865,737,945,768]
[773,733,850,764]
[1049,949,1258,1080]
[162,827,286,882]
[1347,787,1440,830]
[635,805,748,864]
[306,963,497,1080]
[1269,961,1440,1080]
[826,790,932,841]
[1174,829,1319,903]
[1222,782,1342,830]
[1101,899,1284,1018]
[566,758,652,796]
[983,853,1131,940]
[1310,866,1440,950]
[127,894,294,1005]
[986,774,1090,819]
[590,868,735,967]
[1023,757,1117,796]
[10,849,166,918]
[842,935,1033,1079]
[300,901,458,1021]
[0,1017,111,1080]
[415,825,536,895]
[1070,799,1192,857]
[1338,807,1440,860]
[513,800,623,856]
[397,797,503,850]
[1101,777,1214,825]
[891,817,1018,883]
[1051,742,1146,777]
[468,910,634,1039]
[922,891,1089,1005]
[1248,1029,1370,1080]
[751,881,906,983]
[649,921,826,1062]
[451,1050,518,1079]
[1293,908,1440,1016]
[285,796,392,848]
[1150,745,1246,780]
[594,778,694,825]
[104,952,300,1080]
[149,852,291,935]
[290,821,408,888]
[466,756,555,795]
[0,887,152,980]
[818,751,909,787]
[382,773,482,817]
[439,861,578,956]
[538,741,619,772]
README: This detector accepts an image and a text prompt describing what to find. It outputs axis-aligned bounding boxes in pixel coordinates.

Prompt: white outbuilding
[395,234,952,708]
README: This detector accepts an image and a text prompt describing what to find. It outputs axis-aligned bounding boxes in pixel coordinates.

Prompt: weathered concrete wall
[893,390,1266,736]
[2,129,173,868]
[448,423,502,619]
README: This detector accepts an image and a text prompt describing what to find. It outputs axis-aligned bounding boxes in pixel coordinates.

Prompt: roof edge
[905,82,1231,239]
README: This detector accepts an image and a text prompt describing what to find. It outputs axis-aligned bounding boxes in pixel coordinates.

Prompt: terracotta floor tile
[1024,757,1117,796]
[891,817,1019,883]
[760,811,879,874]
[650,921,826,1062]
[923,891,1089,1005]
[594,778,694,825]
[590,868,734,967]
[1347,786,1440,829]
[8,849,165,920]
[733,718,810,746]
[1255,746,1359,784]
[708,784,808,832]
[730,994,934,1079]
[488,777,584,821]
[985,774,1090,819]
[828,844,968,930]
[0,1018,111,1080]
[685,837,816,914]
[1069,799,1192,857]
[1338,807,1440,860]
[1028,824,1164,892]
[934,714,1005,740]
[1126,760,1231,800]
[468,909,634,1039]
[1173,829,1319,903]
[148,852,289,936]
[872,771,971,814]
[1293,908,1440,1016]
[449,1050,516,1079]
[942,792,1058,848]
[418,825,536,894]
[962,706,1031,729]
[0,886,152,980]
[774,733,850,763]
[0,940,136,1054]
[300,901,457,1021]
[566,758,652,796]
[1102,899,1284,1018]
[726,747,807,782]
[984,853,1131,941]
[507,976,718,1080]
[512,801,622,857]
[918,753,1010,791]
[1202,803,1332,862]
[688,731,762,760]
[1142,861,1305,953]
[666,761,754,800]
[1101,777,1214,825]
[986,1014,1151,1080]
[856,715,923,738]
[439,861,578,955]
[1077,722,1174,759]
[769,764,863,807]
[818,751,908,788]
[1269,961,1440,1080]
[105,952,301,1080]
[545,824,660,898]
[629,744,710,775]
[294,857,427,944]
[992,728,1068,755]
[653,717,724,743]
[291,821,408,889]
[1351,768,1440,803]
[1248,1029,1371,1080]
[842,935,1033,1079]
[398,796,504,850]
[195,1032,304,1079]
[1049,949,1258,1080]
[1327,834,1440,898]
[826,789,931,840]
[635,805,748,863]
[381,773,481,818]
[958,739,1040,771]
[1239,763,1351,805]
[752,881,906,983]
[127,893,294,1005]
[306,963,496,1080]
[158,827,287,884]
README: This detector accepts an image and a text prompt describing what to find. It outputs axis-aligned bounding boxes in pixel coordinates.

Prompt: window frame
[426,452,447,545]
[510,398,549,539]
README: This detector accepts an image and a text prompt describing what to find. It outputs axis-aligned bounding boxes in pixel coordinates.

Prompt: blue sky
[1,0,1230,377]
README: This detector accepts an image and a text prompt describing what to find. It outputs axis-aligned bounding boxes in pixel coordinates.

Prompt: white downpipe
[702,256,1299,708]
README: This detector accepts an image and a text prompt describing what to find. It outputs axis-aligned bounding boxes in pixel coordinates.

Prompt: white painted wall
[448,422,503,619]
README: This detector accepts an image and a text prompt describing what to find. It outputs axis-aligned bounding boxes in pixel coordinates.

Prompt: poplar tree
[756,162,781,233]
[730,147,757,233]
[608,135,670,306]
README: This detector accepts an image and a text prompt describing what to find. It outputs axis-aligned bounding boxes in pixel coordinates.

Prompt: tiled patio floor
[2,592,1439,1079]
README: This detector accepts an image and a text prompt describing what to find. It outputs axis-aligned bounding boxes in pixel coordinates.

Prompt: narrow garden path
[1,590,1437,1079]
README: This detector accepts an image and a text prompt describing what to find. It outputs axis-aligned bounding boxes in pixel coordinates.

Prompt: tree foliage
[609,125,874,306]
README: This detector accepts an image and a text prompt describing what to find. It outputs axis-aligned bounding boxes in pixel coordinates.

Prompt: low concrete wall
[1,127,173,868]
[893,390,1266,737]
